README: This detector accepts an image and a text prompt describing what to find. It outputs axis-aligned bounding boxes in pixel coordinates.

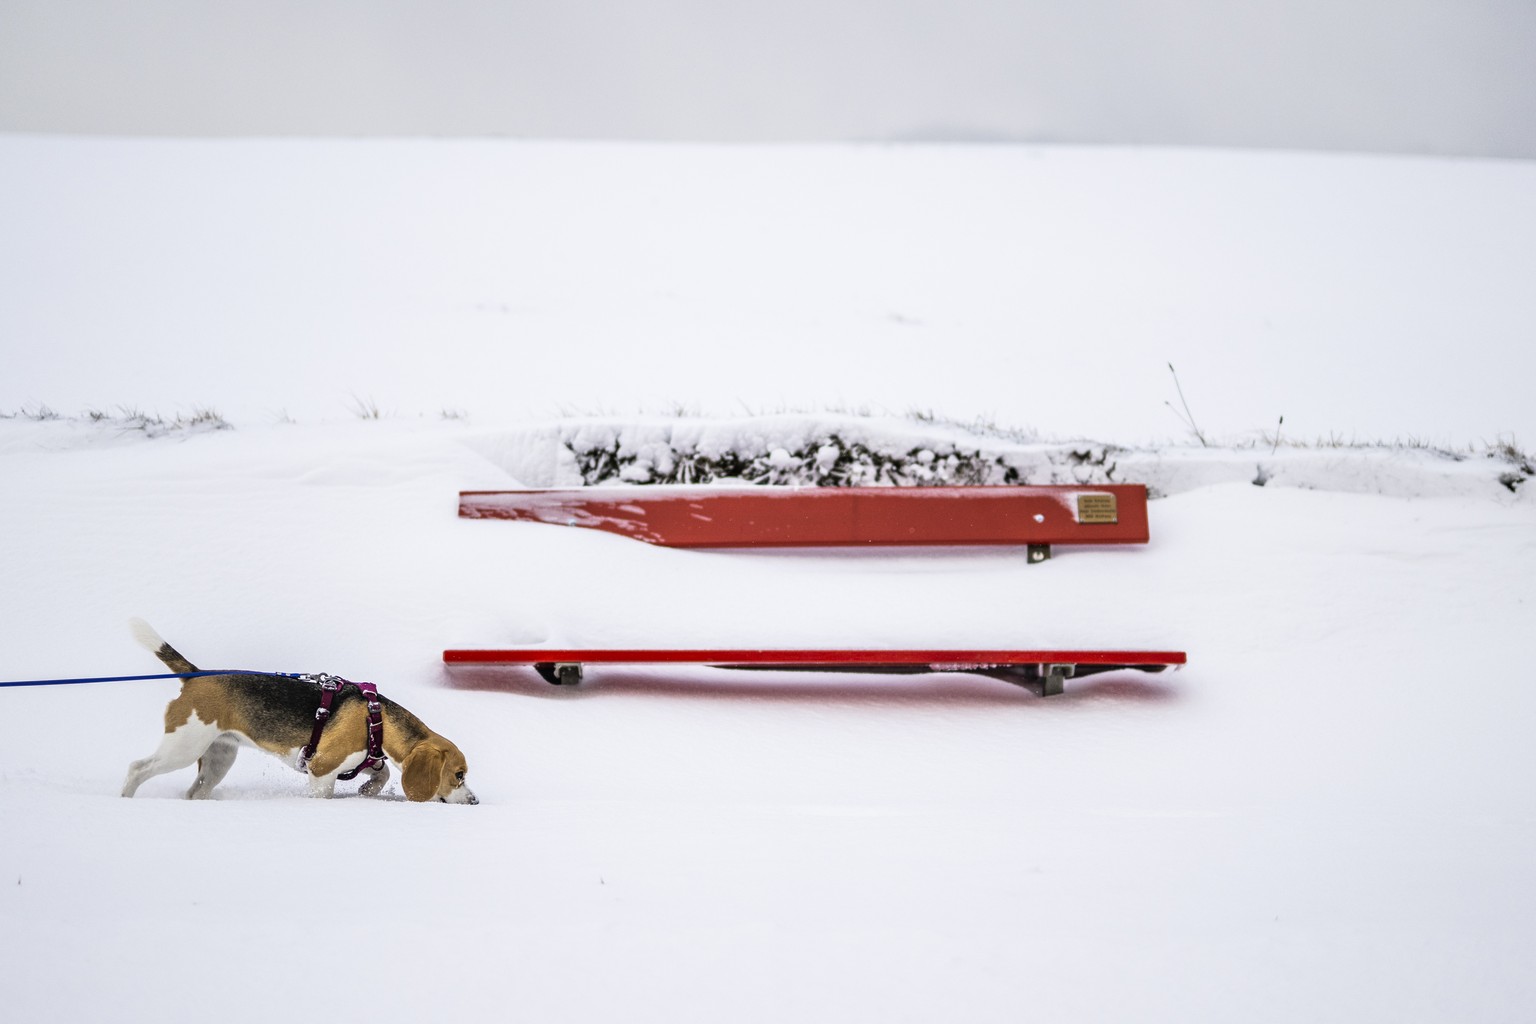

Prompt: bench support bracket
[1041,662,1074,696]
[534,662,584,686]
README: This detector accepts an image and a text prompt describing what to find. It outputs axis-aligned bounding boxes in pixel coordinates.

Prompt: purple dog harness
[297,673,386,779]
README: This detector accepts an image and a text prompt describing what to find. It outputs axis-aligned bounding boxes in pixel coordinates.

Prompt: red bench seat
[442,647,1186,695]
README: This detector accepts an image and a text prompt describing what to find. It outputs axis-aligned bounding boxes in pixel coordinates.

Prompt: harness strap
[297,674,387,779]
[338,681,387,780]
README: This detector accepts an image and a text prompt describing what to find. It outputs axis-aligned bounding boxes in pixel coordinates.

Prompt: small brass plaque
[1076,493,1118,524]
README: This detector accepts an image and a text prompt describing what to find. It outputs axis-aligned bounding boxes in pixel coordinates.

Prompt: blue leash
[0,670,303,689]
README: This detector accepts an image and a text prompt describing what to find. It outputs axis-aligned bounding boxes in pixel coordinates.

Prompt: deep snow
[2,136,1535,1022]
[2,414,1533,1022]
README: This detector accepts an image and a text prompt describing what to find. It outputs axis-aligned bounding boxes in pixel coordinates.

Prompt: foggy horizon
[2,0,1535,159]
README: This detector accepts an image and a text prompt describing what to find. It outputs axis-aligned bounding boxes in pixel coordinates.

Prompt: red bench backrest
[458,484,1150,548]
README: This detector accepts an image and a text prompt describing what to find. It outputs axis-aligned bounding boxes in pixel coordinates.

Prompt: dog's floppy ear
[401,744,447,802]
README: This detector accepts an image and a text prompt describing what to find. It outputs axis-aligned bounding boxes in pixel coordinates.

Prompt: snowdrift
[464,412,1533,502]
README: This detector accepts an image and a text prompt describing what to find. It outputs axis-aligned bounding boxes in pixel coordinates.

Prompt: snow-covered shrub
[565,431,1048,487]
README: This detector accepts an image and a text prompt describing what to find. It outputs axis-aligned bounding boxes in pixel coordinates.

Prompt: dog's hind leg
[122,715,221,798]
[186,734,240,800]
[358,761,391,798]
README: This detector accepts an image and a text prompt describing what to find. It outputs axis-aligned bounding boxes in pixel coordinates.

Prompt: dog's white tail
[129,617,165,653]
[129,617,199,674]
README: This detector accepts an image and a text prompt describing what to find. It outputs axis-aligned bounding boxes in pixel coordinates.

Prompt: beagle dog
[121,620,477,804]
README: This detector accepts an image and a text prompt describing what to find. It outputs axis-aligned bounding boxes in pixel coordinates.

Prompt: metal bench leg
[534,662,585,686]
[988,663,1075,696]
[1042,663,1074,696]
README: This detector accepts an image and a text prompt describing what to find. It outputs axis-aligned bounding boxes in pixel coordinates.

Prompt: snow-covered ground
[2,137,1535,1022]
[4,135,1535,444]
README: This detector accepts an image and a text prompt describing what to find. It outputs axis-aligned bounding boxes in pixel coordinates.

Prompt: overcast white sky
[2,0,1534,156]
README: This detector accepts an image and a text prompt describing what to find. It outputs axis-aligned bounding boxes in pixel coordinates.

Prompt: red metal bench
[451,484,1182,695]
[458,483,1150,563]
[442,648,1187,696]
